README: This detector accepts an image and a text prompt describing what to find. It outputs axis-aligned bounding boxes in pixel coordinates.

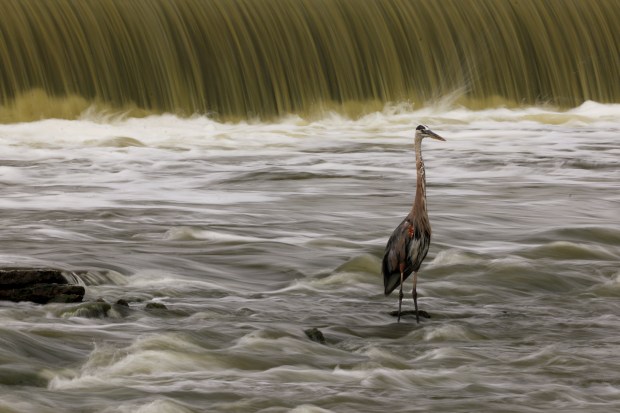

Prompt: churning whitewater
[0,103,619,412]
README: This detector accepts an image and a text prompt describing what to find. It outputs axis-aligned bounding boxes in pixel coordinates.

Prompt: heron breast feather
[407,224,414,238]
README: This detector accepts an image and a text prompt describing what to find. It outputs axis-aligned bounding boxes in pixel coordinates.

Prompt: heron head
[415,124,446,141]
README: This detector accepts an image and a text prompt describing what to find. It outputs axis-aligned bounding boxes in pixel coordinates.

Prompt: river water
[0,103,619,412]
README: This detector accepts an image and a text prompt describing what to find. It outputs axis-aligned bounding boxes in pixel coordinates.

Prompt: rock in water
[388,309,431,319]
[0,267,68,287]
[304,328,326,344]
[145,302,168,311]
[0,267,84,304]
[61,301,112,318]
[116,298,130,307]
[0,284,85,304]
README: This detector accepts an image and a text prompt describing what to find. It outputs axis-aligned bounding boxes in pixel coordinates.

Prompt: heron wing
[382,218,413,295]
[382,217,432,295]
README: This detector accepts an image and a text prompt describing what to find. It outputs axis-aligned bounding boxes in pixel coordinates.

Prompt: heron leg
[412,271,419,323]
[398,264,405,323]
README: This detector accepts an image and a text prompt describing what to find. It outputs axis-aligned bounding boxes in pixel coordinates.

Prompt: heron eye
[416,125,426,131]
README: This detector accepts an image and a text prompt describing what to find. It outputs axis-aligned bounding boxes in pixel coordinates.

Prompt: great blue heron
[382,125,446,323]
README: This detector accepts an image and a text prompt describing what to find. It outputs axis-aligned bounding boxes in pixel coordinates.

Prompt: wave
[1,101,619,152]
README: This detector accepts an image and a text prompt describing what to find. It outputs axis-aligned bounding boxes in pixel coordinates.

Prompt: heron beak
[426,129,446,141]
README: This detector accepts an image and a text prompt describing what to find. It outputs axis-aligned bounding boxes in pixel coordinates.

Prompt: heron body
[382,213,431,296]
[381,125,445,323]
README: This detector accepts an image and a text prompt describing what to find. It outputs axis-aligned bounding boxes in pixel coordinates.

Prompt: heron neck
[413,136,427,217]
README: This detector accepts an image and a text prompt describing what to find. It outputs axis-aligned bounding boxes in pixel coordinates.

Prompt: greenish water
[1,0,620,121]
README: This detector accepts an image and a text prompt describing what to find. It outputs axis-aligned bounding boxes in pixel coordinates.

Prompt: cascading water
[1,0,619,122]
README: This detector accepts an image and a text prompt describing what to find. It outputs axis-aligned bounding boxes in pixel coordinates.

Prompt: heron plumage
[382,214,431,295]
[381,125,444,322]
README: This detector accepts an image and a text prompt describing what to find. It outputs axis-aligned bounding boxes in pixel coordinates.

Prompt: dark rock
[0,267,84,304]
[62,301,111,318]
[145,302,167,311]
[304,328,326,344]
[0,284,84,304]
[388,309,431,319]
[0,268,68,287]
[58,299,134,319]
[116,299,130,307]
[47,286,85,303]
[110,302,132,317]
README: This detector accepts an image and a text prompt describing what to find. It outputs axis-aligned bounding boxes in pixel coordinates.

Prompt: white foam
[164,227,266,243]
[126,270,229,293]
[101,399,194,413]
[289,405,335,413]
[428,249,482,267]
[422,324,486,342]
[1,101,619,151]
[49,334,228,390]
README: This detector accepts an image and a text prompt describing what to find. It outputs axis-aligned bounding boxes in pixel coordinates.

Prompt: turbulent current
[0,103,619,412]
